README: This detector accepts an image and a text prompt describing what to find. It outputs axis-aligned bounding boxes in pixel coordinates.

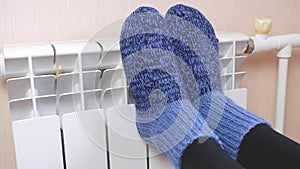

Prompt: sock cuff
[199,92,272,159]
[137,99,222,169]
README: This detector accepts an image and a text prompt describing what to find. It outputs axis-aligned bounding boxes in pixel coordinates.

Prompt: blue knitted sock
[120,7,222,169]
[165,4,222,93]
[165,4,272,159]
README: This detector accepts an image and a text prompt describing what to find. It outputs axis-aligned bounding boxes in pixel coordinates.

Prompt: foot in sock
[120,7,222,169]
[165,4,271,159]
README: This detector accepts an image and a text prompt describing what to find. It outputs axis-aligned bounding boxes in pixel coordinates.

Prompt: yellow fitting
[255,17,273,35]
[55,65,62,79]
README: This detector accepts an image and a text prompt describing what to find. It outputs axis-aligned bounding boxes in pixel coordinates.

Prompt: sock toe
[166,4,218,51]
[120,6,164,41]
[132,6,159,14]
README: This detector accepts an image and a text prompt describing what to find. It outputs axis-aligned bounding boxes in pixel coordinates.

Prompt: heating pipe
[245,18,300,134]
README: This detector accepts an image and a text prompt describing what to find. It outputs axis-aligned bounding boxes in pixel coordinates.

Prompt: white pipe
[246,33,300,134]
[275,58,288,133]
[275,45,292,134]
[249,34,300,54]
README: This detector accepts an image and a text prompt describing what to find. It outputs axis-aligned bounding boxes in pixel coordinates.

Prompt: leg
[238,124,300,169]
[182,138,245,169]
[166,4,271,160]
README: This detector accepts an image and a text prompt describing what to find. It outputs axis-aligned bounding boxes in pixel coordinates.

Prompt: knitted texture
[166,4,272,159]
[199,92,272,159]
[165,4,222,92]
[120,7,222,169]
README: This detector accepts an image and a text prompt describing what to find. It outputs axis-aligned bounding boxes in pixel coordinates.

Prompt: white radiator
[1,32,249,169]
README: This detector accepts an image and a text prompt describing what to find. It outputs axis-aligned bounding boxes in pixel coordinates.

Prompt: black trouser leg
[182,138,245,169]
[238,124,300,169]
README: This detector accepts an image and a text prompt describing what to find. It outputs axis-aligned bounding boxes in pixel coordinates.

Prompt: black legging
[182,124,300,169]
[182,138,245,169]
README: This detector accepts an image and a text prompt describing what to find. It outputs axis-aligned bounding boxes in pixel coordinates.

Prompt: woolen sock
[165,4,272,159]
[165,4,222,92]
[120,7,222,169]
